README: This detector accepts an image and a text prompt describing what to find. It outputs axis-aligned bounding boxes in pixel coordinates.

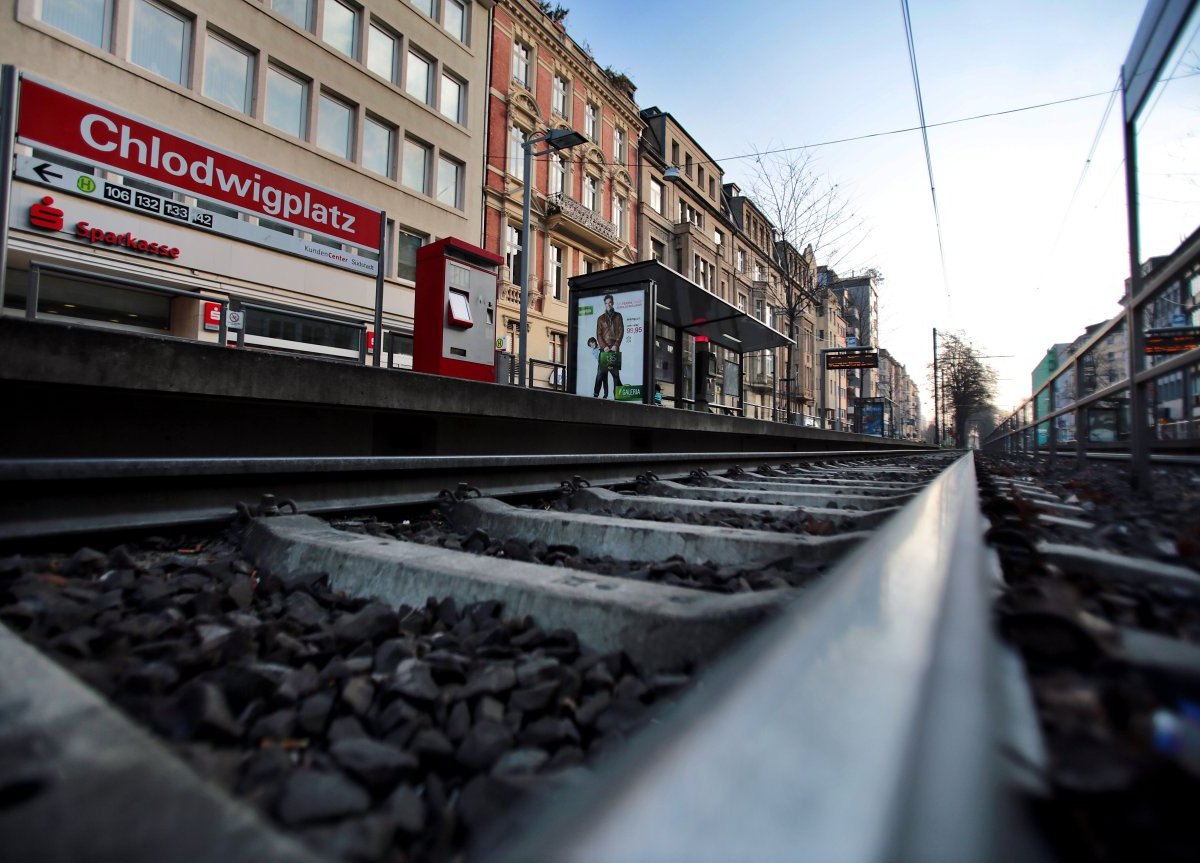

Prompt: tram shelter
[568,261,792,412]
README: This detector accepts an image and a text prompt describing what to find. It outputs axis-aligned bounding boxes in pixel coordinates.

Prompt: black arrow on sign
[33,163,63,183]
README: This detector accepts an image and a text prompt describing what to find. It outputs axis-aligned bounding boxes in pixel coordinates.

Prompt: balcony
[545,193,621,249]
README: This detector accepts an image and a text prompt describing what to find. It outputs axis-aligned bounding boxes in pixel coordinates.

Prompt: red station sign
[16,78,380,250]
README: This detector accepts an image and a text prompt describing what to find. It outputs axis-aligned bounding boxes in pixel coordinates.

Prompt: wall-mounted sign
[825,347,879,369]
[203,301,222,332]
[28,193,182,259]
[1145,327,1200,355]
[15,154,378,275]
[15,77,380,250]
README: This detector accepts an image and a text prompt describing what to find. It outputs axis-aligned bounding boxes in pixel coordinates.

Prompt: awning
[569,261,792,354]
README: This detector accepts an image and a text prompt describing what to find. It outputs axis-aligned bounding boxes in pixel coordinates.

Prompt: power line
[900,0,950,300]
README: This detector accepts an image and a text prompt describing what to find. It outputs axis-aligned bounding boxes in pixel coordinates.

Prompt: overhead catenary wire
[900,0,950,303]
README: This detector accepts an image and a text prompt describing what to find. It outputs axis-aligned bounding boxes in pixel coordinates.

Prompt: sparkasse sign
[16,77,380,250]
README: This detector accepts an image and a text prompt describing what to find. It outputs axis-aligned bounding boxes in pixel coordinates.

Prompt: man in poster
[594,293,623,396]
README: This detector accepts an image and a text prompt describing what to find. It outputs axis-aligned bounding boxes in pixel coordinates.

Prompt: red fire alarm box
[414,237,502,382]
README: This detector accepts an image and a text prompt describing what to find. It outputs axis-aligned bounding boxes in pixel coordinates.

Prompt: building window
[322,0,357,57]
[316,92,353,159]
[367,22,397,81]
[437,155,462,208]
[613,127,625,165]
[583,174,598,212]
[509,125,527,182]
[694,256,711,291]
[584,103,598,140]
[650,178,663,214]
[549,243,564,300]
[265,65,309,138]
[362,116,395,177]
[670,141,679,166]
[552,75,569,117]
[548,152,566,196]
[709,177,716,198]
[684,154,693,178]
[131,0,191,86]
[755,298,765,322]
[737,293,747,312]
[411,0,434,17]
[396,228,425,281]
[736,249,746,273]
[406,50,432,104]
[512,41,531,87]
[505,223,521,275]
[40,0,112,48]
[651,238,665,263]
[613,195,625,240]
[272,0,312,30]
[698,166,705,189]
[714,228,724,248]
[402,138,430,194]
[444,0,467,43]
[550,331,566,364]
[203,31,253,114]
[440,72,464,123]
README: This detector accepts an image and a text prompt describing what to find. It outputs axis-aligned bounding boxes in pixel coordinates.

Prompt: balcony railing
[545,193,619,244]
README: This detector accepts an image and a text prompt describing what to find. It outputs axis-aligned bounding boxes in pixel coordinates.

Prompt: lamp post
[516,127,586,387]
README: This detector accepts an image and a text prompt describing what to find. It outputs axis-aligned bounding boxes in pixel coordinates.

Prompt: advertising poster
[861,400,885,436]
[575,288,646,401]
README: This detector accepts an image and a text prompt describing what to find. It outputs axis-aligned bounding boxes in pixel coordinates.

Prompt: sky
[560,0,1162,415]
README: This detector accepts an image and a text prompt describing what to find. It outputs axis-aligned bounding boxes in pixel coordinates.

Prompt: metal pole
[1122,69,1151,491]
[372,210,386,367]
[517,143,534,388]
[0,66,18,310]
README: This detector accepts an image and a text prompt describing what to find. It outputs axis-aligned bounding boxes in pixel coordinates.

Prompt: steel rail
[0,449,935,542]
[488,451,1025,863]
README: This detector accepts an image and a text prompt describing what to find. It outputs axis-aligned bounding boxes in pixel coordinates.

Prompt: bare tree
[930,331,997,447]
[744,149,868,423]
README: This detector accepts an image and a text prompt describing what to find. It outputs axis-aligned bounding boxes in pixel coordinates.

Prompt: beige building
[2,0,493,362]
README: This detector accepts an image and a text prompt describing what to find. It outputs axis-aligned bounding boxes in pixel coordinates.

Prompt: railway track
[8,449,1191,861]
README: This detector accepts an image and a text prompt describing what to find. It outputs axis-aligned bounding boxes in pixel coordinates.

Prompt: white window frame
[583,174,599,212]
[613,194,626,240]
[584,102,598,140]
[322,0,358,58]
[549,243,565,301]
[316,91,354,159]
[402,138,431,194]
[505,223,521,274]
[264,64,309,139]
[440,71,464,124]
[552,74,569,117]
[512,40,531,88]
[548,152,566,196]
[271,0,313,30]
[406,50,433,105]
[650,178,663,214]
[130,0,192,86]
[203,30,254,115]
[367,21,398,82]
[39,0,113,48]
[509,125,527,183]
[443,0,467,43]
[613,127,624,164]
[436,155,462,209]
[362,115,395,177]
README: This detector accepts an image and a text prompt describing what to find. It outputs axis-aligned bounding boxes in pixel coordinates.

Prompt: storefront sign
[203,301,222,331]
[16,77,380,250]
[28,193,182,259]
[15,154,378,275]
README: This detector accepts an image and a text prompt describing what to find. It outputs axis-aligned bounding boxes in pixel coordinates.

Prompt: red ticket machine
[414,238,502,382]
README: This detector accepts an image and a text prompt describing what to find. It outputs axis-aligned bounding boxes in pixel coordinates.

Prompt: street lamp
[515,127,587,387]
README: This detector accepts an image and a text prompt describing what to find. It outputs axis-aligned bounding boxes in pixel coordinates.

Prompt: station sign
[14,76,380,252]
[15,154,378,275]
[825,347,879,369]
[1145,326,1200,355]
